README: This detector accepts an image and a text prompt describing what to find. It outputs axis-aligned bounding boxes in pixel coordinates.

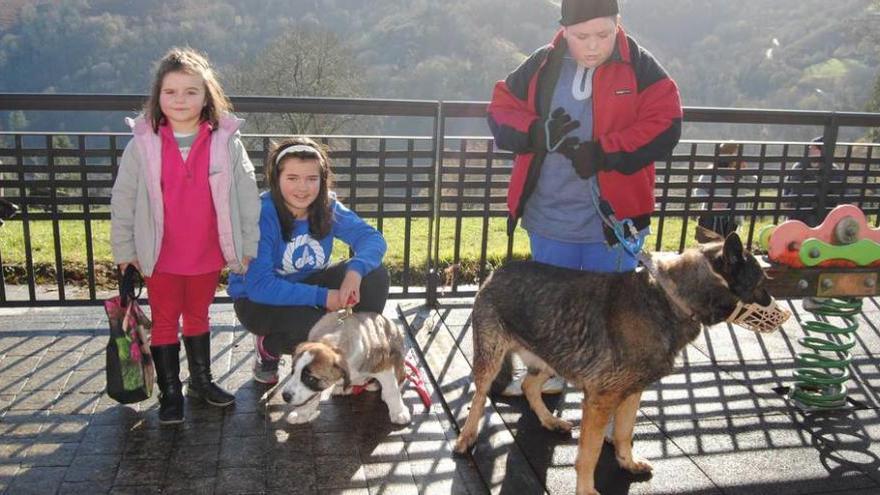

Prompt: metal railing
[1,93,879,306]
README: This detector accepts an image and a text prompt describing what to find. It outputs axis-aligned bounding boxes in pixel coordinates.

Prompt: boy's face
[563,16,618,68]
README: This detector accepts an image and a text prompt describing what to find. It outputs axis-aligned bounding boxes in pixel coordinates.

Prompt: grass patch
[1,215,778,287]
[0,220,112,264]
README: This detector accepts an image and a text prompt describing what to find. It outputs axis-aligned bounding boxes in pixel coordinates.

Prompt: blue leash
[589,181,645,257]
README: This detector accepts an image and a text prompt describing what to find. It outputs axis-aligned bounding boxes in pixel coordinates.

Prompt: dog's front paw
[285,411,306,424]
[617,455,653,474]
[453,434,474,455]
[539,416,573,434]
[389,407,411,425]
[285,409,320,424]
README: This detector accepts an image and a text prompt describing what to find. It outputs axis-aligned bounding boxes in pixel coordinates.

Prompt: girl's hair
[265,137,334,240]
[144,47,232,133]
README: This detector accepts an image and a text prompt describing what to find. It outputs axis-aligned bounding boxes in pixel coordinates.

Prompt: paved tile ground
[2,296,879,494]
[400,296,880,495]
[0,301,484,495]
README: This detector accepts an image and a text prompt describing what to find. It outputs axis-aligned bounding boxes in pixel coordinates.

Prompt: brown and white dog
[279,311,412,425]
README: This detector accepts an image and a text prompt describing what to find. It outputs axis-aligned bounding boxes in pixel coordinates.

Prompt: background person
[783,136,849,227]
[692,142,757,239]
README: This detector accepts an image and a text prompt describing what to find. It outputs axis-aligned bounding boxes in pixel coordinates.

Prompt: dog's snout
[282,391,292,403]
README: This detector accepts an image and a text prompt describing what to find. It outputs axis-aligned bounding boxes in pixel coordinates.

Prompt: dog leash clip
[336,294,358,325]
[336,307,353,325]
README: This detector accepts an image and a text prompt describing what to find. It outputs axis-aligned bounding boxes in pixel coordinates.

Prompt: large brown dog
[453,231,787,495]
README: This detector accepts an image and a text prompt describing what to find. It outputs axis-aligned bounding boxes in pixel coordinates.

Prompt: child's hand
[325,289,344,312]
[119,260,141,274]
[240,256,253,274]
[338,270,362,309]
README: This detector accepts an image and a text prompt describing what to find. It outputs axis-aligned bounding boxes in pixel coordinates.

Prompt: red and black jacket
[488,27,683,238]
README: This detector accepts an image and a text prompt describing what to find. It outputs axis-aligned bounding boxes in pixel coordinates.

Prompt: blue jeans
[528,231,638,273]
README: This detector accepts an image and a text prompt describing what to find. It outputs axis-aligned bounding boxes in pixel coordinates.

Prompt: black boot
[183,333,235,407]
[150,344,184,425]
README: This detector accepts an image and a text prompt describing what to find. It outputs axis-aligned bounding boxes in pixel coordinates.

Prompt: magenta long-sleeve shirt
[154,122,225,275]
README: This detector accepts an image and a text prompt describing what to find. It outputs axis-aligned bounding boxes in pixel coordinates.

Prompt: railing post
[816,113,840,221]
[2,94,879,308]
[426,101,445,307]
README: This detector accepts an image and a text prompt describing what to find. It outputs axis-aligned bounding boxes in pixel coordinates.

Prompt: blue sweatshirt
[227,193,387,307]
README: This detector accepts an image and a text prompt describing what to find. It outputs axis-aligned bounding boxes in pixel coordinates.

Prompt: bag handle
[119,264,143,307]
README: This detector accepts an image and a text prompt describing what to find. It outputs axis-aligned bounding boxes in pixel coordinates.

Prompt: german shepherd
[453,231,781,495]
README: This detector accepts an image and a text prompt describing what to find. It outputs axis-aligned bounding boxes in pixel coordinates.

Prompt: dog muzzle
[726,299,791,333]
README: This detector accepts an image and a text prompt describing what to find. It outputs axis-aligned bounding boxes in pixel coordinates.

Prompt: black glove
[529,107,580,152]
[560,140,605,179]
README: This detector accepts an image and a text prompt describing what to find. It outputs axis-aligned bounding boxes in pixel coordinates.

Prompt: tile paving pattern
[2,296,880,494]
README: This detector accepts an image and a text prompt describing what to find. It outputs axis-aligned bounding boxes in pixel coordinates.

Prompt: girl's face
[159,70,207,133]
[278,157,322,219]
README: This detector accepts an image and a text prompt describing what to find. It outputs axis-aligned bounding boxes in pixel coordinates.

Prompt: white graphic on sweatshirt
[572,66,594,101]
[276,234,327,275]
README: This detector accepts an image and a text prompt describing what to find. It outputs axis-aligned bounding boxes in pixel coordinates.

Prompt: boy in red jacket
[487,0,682,395]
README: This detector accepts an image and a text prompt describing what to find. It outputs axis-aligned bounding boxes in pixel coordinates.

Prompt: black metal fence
[1,94,879,306]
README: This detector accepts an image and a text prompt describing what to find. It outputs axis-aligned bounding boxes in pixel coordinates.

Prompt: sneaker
[499,370,566,397]
[253,335,279,385]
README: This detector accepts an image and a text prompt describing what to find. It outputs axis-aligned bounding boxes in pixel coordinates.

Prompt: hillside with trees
[0,0,878,137]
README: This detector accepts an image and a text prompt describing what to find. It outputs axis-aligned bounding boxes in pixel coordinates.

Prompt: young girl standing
[227,137,389,386]
[111,48,261,424]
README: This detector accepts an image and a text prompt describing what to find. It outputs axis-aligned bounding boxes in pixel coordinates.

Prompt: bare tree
[225,26,371,135]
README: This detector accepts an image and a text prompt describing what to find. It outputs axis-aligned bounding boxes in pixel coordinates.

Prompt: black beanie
[560,0,619,26]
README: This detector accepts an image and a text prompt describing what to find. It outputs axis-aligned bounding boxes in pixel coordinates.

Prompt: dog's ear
[292,342,308,357]
[695,225,724,244]
[333,354,351,389]
[722,232,746,266]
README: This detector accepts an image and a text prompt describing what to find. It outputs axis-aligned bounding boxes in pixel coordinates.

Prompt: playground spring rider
[760,204,880,410]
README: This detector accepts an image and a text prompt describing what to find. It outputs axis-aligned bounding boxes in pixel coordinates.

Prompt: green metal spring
[788,298,862,410]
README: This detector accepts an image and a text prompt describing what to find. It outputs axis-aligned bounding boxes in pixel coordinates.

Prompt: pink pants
[145,271,221,346]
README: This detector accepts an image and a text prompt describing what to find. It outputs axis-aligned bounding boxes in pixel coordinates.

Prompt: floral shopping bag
[103,265,154,404]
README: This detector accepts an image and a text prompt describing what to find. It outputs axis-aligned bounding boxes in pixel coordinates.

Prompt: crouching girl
[227,137,389,385]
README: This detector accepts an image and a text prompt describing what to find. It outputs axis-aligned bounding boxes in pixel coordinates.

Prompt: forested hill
[1,0,878,130]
